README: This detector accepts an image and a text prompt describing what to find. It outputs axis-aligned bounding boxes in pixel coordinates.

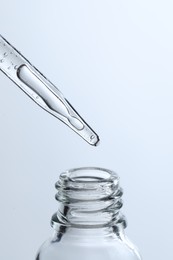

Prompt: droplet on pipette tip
[90,135,95,140]
[88,134,100,146]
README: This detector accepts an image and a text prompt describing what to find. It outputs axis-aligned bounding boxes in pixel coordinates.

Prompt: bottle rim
[59,167,119,184]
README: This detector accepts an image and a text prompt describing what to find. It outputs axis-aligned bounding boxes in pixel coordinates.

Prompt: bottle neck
[51,167,127,234]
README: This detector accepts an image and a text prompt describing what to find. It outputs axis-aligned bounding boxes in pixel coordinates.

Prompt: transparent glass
[0,35,99,145]
[36,167,142,260]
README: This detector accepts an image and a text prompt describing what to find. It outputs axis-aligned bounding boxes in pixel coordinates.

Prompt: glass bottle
[36,167,142,260]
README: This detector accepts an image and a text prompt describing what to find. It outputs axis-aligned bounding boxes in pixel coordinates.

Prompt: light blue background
[0,1,172,259]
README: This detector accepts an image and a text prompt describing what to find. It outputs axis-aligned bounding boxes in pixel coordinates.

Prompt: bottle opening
[60,167,119,183]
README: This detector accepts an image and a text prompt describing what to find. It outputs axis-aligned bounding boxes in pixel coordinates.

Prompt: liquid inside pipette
[17,65,84,131]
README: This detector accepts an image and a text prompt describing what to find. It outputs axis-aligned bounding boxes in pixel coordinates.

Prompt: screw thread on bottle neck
[51,167,127,230]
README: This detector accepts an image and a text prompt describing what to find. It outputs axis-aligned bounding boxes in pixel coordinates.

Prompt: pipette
[0,35,99,146]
